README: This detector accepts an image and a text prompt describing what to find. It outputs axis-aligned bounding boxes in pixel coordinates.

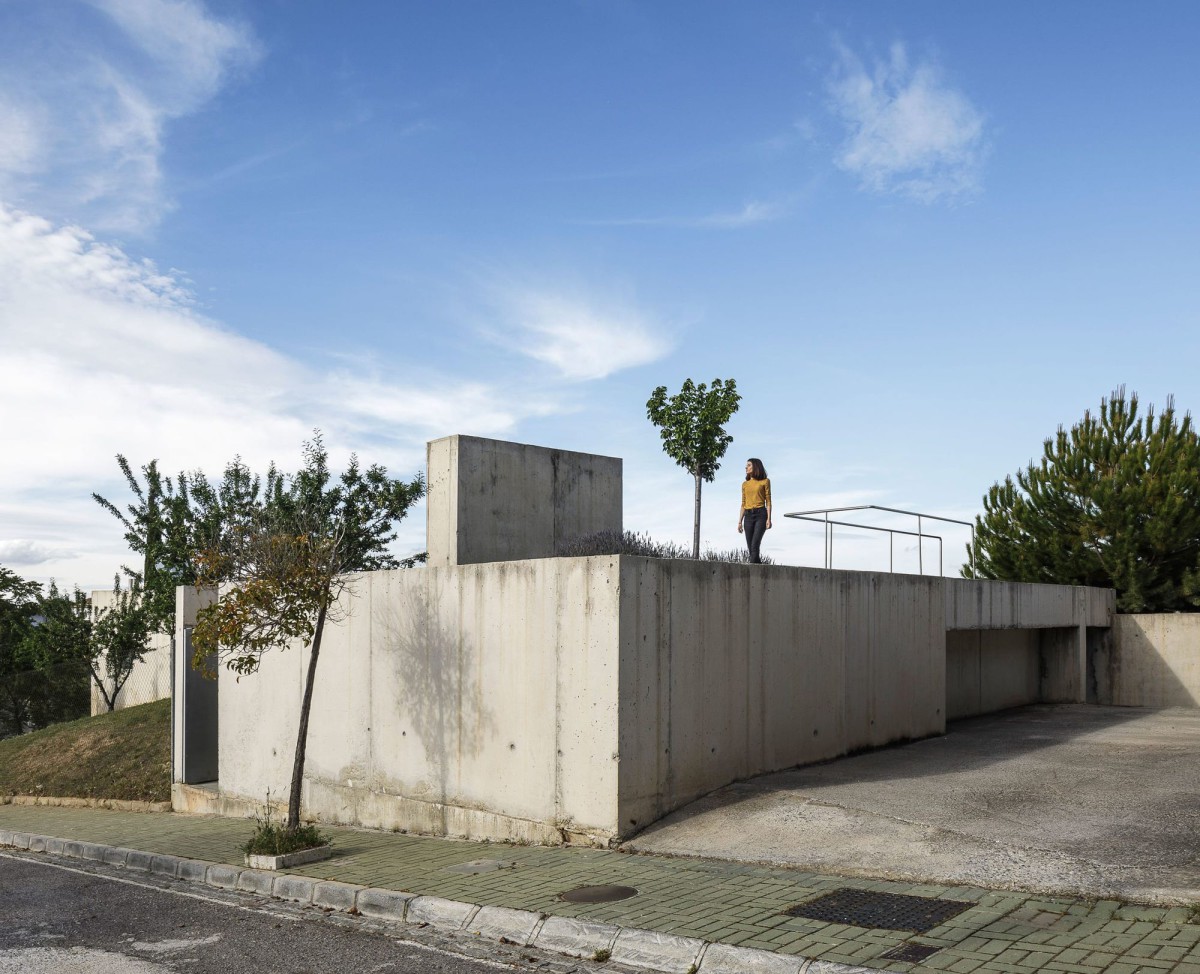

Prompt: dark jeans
[743,507,767,564]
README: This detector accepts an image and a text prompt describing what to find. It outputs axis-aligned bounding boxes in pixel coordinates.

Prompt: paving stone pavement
[2,804,1199,974]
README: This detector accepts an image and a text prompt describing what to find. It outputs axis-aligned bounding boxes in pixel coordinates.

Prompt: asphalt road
[0,852,603,974]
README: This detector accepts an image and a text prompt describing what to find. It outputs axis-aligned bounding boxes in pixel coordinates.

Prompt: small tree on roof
[647,378,741,558]
[192,433,425,830]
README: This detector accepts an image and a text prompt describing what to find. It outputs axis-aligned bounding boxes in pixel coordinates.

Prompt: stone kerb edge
[0,795,171,812]
[0,831,867,974]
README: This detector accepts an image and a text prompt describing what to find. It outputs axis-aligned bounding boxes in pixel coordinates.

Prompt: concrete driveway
[624,704,1200,905]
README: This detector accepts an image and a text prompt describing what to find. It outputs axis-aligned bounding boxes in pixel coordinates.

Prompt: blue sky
[2,0,1199,588]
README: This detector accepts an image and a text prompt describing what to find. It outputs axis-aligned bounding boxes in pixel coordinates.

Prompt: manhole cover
[881,943,942,963]
[558,884,638,904]
[444,860,515,875]
[784,889,970,933]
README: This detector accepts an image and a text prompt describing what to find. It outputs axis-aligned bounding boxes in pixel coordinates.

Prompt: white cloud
[487,284,674,381]
[0,97,43,175]
[696,200,789,228]
[828,41,986,203]
[0,0,260,233]
[582,198,789,229]
[0,540,62,566]
[0,204,544,589]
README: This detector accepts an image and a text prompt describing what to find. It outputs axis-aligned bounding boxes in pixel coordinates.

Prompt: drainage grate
[783,888,970,933]
[558,884,638,904]
[881,942,943,963]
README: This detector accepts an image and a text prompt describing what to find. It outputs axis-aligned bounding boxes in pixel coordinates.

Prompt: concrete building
[173,434,1120,844]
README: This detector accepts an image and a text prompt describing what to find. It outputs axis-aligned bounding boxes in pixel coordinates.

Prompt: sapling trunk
[287,596,328,830]
[693,472,702,559]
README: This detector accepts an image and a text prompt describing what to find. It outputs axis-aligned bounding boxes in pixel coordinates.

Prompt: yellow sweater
[742,478,771,511]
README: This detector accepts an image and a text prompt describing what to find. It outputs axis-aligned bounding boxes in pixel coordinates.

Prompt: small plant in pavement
[242,793,329,856]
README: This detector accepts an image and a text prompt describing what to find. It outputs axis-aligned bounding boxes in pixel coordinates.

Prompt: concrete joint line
[356,887,416,922]
[126,849,155,872]
[533,916,621,960]
[273,874,316,905]
[466,905,545,946]
[312,880,364,912]
[526,913,549,946]
[611,927,707,973]
[151,854,181,878]
[406,895,480,932]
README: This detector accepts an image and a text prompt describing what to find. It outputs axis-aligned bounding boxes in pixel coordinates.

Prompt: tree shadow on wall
[376,574,496,836]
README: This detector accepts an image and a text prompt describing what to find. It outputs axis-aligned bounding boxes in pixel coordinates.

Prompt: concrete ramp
[623,704,1200,905]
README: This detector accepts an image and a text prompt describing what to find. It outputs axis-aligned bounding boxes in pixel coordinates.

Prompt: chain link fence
[90,636,173,716]
[1,639,174,740]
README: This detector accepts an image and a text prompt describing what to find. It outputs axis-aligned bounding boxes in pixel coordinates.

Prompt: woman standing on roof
[738,458,772,564]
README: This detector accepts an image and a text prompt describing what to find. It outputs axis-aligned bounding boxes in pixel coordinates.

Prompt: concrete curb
[611,927,706,972]
[0,830,870,974]
[0,795,171,813]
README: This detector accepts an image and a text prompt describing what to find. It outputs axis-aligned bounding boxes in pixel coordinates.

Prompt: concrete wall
[944,578,1112,630]
[616,561,945,833]
[203,558,952,843]
[946,629,1040,719]
[942,580,1114,719]
[174,434,1117,843]
[427,435,621,568]
[89,588,172,715]
[1095,614,1200,708]
[216,558,623,845]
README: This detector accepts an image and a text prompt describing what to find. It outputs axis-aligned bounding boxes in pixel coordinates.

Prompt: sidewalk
[2,804,1198,974]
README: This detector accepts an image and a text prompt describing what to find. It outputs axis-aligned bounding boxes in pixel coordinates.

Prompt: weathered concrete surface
[426,434,622,568]
[944,578,1112,630]
[946,629,1040,719]
[625,704,1200,904]
[1099,613,1200,707]
[617,559,946,834]
[192,560,1116,844]
[214,558,623,845]
[174,432,1118,846]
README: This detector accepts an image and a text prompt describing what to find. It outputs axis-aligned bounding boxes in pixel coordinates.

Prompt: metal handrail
[784,504,974,576]
[785,514,945,575]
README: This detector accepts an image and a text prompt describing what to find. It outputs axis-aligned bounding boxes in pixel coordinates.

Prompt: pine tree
[966,388,1200,612]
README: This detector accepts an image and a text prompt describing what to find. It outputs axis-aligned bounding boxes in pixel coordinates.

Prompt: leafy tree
[965,388,1200,612]
[93,452,283,687]
[0,566,43,737]
[647,378,742,558]
[89,577,152,711]
[25,578,150,713]
[192,434,425,829]
[93,457,195,638]
[0,569,93,737]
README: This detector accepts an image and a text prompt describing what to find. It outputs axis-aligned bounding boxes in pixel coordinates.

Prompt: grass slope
[0,698,170,803]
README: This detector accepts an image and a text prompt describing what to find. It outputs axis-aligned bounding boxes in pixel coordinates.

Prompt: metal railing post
[785,504,973,579]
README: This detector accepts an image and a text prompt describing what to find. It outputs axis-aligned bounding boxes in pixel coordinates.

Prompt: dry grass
[0,698,170,802]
